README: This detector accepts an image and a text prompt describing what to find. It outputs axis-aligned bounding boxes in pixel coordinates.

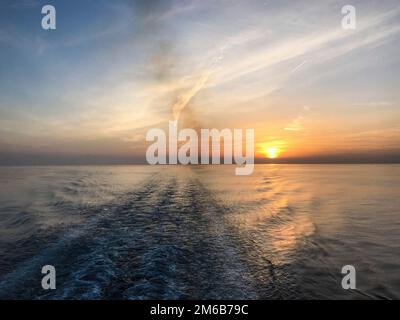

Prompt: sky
[0,0,400,164]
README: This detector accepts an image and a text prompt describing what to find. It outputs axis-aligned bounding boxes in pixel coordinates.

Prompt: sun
[258,141,285,159]
[263,146,281,159]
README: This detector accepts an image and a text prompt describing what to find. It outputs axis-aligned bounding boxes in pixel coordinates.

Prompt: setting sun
[258,142,285,159]
[265,147,280,159]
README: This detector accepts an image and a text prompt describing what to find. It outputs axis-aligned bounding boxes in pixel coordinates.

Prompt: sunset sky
[0,0,400,164]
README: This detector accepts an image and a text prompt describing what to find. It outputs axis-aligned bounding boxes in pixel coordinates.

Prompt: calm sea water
[0,164,399,299]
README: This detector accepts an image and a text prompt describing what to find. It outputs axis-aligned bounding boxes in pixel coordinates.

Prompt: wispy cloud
[1,0,400,161]
[210,5,400,89]
[285,116,305,132]
[352,101,395,107]
[290,60,307,74]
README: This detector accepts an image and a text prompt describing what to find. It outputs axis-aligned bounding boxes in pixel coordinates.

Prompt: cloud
[284,104,312,132]
[351,101,395,107]
[290,60,307,74]
[284,116,305,132]
[212,5,400,89]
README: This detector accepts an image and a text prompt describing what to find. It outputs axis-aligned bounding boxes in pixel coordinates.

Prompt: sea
[0,164,399,299]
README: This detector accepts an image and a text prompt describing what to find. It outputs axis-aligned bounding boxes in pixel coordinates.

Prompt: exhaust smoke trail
[172,47,225,121]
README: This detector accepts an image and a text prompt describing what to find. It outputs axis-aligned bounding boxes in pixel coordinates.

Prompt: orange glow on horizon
[259,142,285,159]
[265,147,280,159]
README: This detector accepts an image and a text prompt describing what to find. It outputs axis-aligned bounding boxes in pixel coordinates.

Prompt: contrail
[290,60,307,74]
